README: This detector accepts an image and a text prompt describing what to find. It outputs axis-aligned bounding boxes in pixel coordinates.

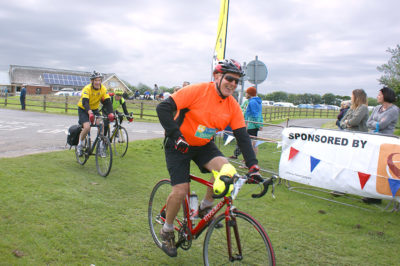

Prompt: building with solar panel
[8,65,131,95]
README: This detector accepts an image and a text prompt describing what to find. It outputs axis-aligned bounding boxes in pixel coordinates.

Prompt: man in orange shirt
[156,59,261,257]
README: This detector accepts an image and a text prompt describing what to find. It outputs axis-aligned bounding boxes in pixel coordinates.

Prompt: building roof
[8,65,130,92]
[0,71,10,85]
[9,65,94,86]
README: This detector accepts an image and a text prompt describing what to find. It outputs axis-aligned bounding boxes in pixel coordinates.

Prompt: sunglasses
[224,75,240,85]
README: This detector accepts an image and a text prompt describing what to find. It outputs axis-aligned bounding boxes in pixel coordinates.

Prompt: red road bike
[148,172,277,265]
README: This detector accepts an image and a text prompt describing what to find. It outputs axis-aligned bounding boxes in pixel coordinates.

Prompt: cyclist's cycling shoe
[198,206,223,229]
[77,144,83,157]
[160,228,177,257]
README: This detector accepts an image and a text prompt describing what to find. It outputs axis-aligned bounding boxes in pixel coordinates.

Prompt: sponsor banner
[279,127,400,201]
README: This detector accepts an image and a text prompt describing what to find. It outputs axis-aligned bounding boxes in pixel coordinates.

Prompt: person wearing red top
[156,59,261,257]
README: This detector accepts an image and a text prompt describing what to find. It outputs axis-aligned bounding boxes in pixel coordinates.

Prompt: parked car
[54,91,75,96]
[262,100,274,106]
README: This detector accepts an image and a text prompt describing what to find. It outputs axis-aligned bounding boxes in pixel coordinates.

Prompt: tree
[137,83,151,94]
[322,93,336,105]
[377,44,400,106]
[311,94,322,104]
[368,97,378,106]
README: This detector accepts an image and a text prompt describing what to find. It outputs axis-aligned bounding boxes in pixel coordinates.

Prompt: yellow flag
[213,0,229,65]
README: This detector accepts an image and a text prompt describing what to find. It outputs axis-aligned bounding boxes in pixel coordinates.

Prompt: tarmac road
[0,109,334,158]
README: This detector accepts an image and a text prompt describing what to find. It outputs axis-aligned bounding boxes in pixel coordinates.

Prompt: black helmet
[90,70,103,80]
[213,59,244,77]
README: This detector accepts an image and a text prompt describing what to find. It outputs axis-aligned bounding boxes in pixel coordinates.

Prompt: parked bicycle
[75,115,113,177]
[107,111,132,158]
[148,171,277,265]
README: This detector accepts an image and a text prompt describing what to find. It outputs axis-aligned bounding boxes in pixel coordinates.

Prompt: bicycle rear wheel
[95,136,113,177]
[75,136,90,165]
[148,179,188,249]
[113,126,128,157]
[203,210,275,266]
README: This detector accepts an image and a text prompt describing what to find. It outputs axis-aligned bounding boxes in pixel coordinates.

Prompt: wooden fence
[0,94,338,121]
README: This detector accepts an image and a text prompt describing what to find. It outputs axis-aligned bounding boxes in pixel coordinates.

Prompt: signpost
[246,56,268,87]
[239,56,268,104]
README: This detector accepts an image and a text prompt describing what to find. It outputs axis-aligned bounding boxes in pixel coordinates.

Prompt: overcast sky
[1,0,399,97]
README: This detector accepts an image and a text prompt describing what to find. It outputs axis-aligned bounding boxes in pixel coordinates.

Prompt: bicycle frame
[109,112,130,141]
[161,175,234,251]
[86,117,105,155]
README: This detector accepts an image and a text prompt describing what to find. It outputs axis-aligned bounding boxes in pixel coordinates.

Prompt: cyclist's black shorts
[78,108,100,124]
[164,138,223,186]
[247,128,259,137]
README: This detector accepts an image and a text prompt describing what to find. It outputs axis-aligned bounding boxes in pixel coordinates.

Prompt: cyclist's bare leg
[165,182,190,226]
[79,122,90,142]
[203,156,229,203]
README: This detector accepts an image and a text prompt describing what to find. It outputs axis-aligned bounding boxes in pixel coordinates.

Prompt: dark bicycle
[75,115,113,177]
[107,112,132,158]
[148,170,277,265]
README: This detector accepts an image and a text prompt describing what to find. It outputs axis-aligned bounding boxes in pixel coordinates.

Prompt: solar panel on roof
[42,72,90,86]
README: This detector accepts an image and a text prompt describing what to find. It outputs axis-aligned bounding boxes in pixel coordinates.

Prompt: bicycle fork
[225,207,243,262]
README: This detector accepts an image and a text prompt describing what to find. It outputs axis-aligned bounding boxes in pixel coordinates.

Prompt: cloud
[0,0,399,98]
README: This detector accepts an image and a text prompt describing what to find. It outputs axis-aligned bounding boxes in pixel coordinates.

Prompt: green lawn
[1,138,399,265]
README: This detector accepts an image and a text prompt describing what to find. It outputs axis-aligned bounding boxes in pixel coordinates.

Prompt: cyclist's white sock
[200,199,213,210]
[78,139,83,146]
[163,222,174,232]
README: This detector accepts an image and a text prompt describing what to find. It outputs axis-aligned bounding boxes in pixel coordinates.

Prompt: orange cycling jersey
[171,82,245,146]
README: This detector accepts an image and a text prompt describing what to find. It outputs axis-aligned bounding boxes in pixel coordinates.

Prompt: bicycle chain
[177,223,192,250]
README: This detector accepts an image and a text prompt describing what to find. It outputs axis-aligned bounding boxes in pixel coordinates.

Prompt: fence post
[43,95,46,111]
[269,107,272,121]
[140,102,144,119]
[65,95,68,113]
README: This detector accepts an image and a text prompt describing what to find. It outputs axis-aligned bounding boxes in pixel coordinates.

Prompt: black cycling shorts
[164,138,223,186]
[247,128,259,137]
[78,108,100,124]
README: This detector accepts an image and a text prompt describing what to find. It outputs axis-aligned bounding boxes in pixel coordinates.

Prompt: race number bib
[195,125,217,139]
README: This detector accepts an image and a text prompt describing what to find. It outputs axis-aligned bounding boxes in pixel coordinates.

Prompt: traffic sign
[246,58,268,85]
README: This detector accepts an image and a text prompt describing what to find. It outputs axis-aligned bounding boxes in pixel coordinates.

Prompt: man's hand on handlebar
[88,110,95,124]
[247,164,262,184]
[108,113,115,122]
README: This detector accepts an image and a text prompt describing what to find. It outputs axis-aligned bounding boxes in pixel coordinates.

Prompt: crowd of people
[334,87,399,203]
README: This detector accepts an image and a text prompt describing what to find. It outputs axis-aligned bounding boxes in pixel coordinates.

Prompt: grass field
[1,138,399,265]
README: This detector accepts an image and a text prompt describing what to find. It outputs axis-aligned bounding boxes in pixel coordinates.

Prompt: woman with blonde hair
[339,89,369,132]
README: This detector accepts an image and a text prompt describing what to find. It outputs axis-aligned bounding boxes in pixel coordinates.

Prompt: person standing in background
[154,84,159,100]
[367,87,399,135]
[244,87,263,155]
[363,87,399,204]
[336,100,350,129]
[340,89,369,132]
[20,85,26,110]
[230,86,263,159]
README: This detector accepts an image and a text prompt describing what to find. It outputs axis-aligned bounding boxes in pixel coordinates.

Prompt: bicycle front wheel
[95,136,113,177]
[203,210,275,266]
[113,126,128,157]
[148,179,172,248]
[75,136,90,165]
